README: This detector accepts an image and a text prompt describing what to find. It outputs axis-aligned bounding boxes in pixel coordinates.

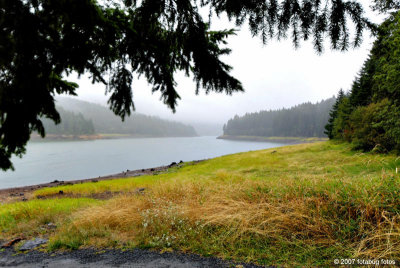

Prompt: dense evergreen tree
[349,56,376,107]
[224,97,335,138]
[332,95,353,140]
[370,11,400,103]
[330,10,400,153]
[325,89,345,139]
[0,0,375,170]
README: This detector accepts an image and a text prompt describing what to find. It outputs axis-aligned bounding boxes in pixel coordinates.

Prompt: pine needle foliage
[326,11,400,153]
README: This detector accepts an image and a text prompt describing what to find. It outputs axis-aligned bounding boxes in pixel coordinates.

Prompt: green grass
[1,141,400,266]
[0,198,101,238]
[33,175,162,196]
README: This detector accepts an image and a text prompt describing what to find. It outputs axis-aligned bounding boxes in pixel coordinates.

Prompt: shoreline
[0,160,202,203]
[1,137,324,198]
[0,137,325,202]
[217,135,328,143]
[30,133,199,142]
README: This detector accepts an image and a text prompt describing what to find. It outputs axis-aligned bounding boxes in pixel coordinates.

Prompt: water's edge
[0,160,201,193]
[2,136,287,189]
[0,159,206,199]
[217,135,327,143]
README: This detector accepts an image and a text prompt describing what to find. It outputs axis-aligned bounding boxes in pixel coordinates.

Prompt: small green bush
[348,99,400,152]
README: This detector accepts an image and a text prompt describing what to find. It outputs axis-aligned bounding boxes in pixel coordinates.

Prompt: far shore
[217,135,328,143]
[30,133,198,141]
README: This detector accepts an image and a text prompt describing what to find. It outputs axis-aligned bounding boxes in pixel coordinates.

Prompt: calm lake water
[0,136,285,189]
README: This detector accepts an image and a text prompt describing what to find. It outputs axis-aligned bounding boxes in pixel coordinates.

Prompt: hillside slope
[41,107,95,136]
[56,98,197,137]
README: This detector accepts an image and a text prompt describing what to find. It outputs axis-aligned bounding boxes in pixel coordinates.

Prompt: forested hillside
[42,107,95,136]
[56,98,197,137]
[223,98,335,137]
[326,11,400,153]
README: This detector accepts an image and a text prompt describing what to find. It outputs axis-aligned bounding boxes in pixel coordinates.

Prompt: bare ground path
[0,247,266,268]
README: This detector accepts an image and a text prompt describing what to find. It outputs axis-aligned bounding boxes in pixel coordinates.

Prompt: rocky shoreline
[0,160,202,204]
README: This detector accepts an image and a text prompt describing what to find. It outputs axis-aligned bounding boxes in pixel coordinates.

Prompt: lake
[0,136,286,189]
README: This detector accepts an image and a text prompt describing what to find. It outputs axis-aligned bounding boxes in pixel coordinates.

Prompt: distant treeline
[55,98,197,137]
[325,12,400,153]
[42,107,95,135]
[223,97,335,138]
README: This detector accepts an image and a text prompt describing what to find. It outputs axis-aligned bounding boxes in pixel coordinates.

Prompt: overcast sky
[61,0,384,126]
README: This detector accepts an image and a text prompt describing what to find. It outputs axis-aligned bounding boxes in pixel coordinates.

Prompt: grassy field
[1,141,400,266]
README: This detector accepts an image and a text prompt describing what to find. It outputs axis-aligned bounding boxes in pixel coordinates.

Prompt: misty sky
[60,1,384,126]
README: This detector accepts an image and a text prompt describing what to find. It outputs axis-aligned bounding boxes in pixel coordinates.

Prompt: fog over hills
[53,98,197,137]
[41,107,95,136]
